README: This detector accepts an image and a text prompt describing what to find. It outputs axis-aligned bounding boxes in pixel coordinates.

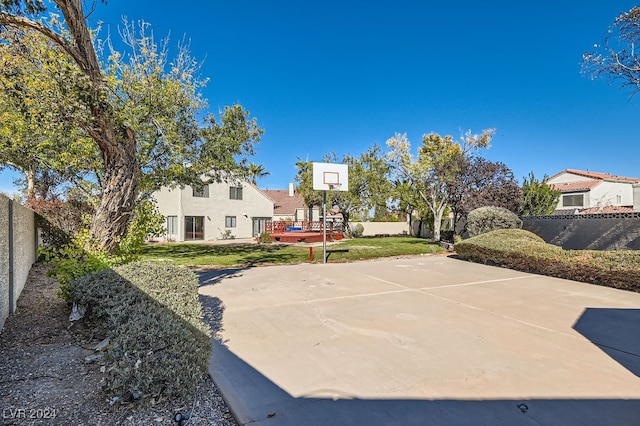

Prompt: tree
[583,6,640,96]
[387,129,494,241]
[1,0,139,253]
[519,172,561,216]
[445,156,521,234]
[0,26,96,201]
[294,145,393,232]
[248,163,270,185]
[0,2,262,253]
[294,158,323,214]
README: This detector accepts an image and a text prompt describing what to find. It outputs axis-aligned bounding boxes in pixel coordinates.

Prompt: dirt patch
[0,264,236,425]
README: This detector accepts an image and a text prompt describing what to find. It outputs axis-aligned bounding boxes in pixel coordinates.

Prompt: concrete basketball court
[198,255,640,425]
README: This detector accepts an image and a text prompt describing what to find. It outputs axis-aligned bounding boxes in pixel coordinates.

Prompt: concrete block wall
[0,196,10,331]
[0,194,37,330]
[522,212,640,250]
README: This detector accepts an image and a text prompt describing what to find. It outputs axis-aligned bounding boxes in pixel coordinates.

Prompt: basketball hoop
[328,183,342,191]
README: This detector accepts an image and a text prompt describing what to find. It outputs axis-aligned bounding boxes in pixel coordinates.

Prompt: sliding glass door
[185,216,204,240]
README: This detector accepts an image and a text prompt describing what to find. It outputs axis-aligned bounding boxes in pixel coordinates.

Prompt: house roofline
[551,169,640,184]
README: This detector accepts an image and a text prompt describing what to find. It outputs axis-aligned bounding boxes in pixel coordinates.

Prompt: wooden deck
[270,231,344,243]
[265,220,344,243]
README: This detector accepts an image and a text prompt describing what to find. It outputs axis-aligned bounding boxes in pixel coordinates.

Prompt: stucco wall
[12,201,36,300]
[153,181,274,241]
[590,181,634,207]
[0,194,37,330]
[0,196,10,330]
[352,221,411,237]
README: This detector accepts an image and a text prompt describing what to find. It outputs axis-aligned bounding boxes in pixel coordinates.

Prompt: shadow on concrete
[199,291,640,426]
[573,308,640,377]
[195,266,252,287]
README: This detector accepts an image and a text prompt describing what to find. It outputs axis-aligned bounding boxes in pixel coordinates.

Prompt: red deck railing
[265,220,343,234]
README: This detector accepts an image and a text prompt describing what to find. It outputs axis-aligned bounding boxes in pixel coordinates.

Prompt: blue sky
[1,0,639,195]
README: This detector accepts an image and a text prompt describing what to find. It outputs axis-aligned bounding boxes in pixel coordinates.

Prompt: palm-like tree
[248,163,270,185]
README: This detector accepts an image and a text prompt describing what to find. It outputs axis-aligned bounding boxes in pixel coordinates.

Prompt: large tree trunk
[90,128,138,253]
[60,0,140,253]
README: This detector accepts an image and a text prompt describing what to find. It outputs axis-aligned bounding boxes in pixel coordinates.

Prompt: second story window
[193,185,209,198]
[562,194,583,207]
[229,186,243,200]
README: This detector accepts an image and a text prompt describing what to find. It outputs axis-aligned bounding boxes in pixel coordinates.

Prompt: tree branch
[0,11,86,70]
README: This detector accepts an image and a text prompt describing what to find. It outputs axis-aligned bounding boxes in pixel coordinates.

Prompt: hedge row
[454,229,640,292]
[70,263,212,403]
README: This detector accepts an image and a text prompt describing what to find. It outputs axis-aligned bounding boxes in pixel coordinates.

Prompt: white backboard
[312,162,349,191]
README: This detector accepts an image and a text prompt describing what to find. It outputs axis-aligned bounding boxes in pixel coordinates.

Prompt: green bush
[116,200,166,261]
[69,263,211,403]
[258,232,273,244]
[41,200,166,299]
[351,223,365,238]
[454,229,640,292]
[40,228,122,300]
[467,206,522,237]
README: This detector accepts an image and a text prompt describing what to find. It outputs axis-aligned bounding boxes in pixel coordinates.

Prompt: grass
[141,236,444,267]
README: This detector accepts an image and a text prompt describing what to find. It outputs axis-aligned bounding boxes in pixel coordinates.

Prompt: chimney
[634,184,640,212]
[288,182,295,197]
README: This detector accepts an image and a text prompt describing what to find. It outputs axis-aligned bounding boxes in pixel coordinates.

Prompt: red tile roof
[549,180,601,193]
[580,205,635,214]
[554,206,635,215]
[554,169,640,183]
[262,189,306,215]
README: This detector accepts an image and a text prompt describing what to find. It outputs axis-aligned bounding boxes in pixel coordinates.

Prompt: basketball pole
[322,189,327,264]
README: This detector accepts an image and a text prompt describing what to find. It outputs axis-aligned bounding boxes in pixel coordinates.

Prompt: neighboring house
[153,180,274,241]
[262,183,319,222]
[547,169,640,214]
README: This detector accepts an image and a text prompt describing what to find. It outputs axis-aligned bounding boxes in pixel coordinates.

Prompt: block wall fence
[0,194,37,330]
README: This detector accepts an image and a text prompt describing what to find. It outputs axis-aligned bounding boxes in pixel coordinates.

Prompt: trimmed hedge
[454,229,640,292]
[69,263,211,403]
[467,206,522,237]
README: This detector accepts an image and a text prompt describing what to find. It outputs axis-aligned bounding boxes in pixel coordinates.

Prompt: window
[229,186,243,200]
[185,216,204,240]
[166,216,177,235]
[616,195,622,204]
[225,216,237,228]
[192,185,209,198]
[562,194,584,207]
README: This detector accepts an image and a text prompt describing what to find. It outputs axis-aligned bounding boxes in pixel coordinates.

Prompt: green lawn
[141,236,444,267]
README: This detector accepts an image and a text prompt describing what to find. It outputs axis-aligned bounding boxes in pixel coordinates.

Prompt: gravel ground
[0,263,237,426]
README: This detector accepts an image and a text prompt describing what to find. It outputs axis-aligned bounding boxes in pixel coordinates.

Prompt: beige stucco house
[548,169,640,213]
[153,180,274,241]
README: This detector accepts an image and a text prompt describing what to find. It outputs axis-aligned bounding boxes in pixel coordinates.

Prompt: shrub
[116,200,166,261]
[351,223,365,238]
[69,263,212,403]
[258,232,272,244]
[454,229,640,292]
[39,228,120,300]
[41,200,165,299]
[467,206,522,237]
[441,230,455,243]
